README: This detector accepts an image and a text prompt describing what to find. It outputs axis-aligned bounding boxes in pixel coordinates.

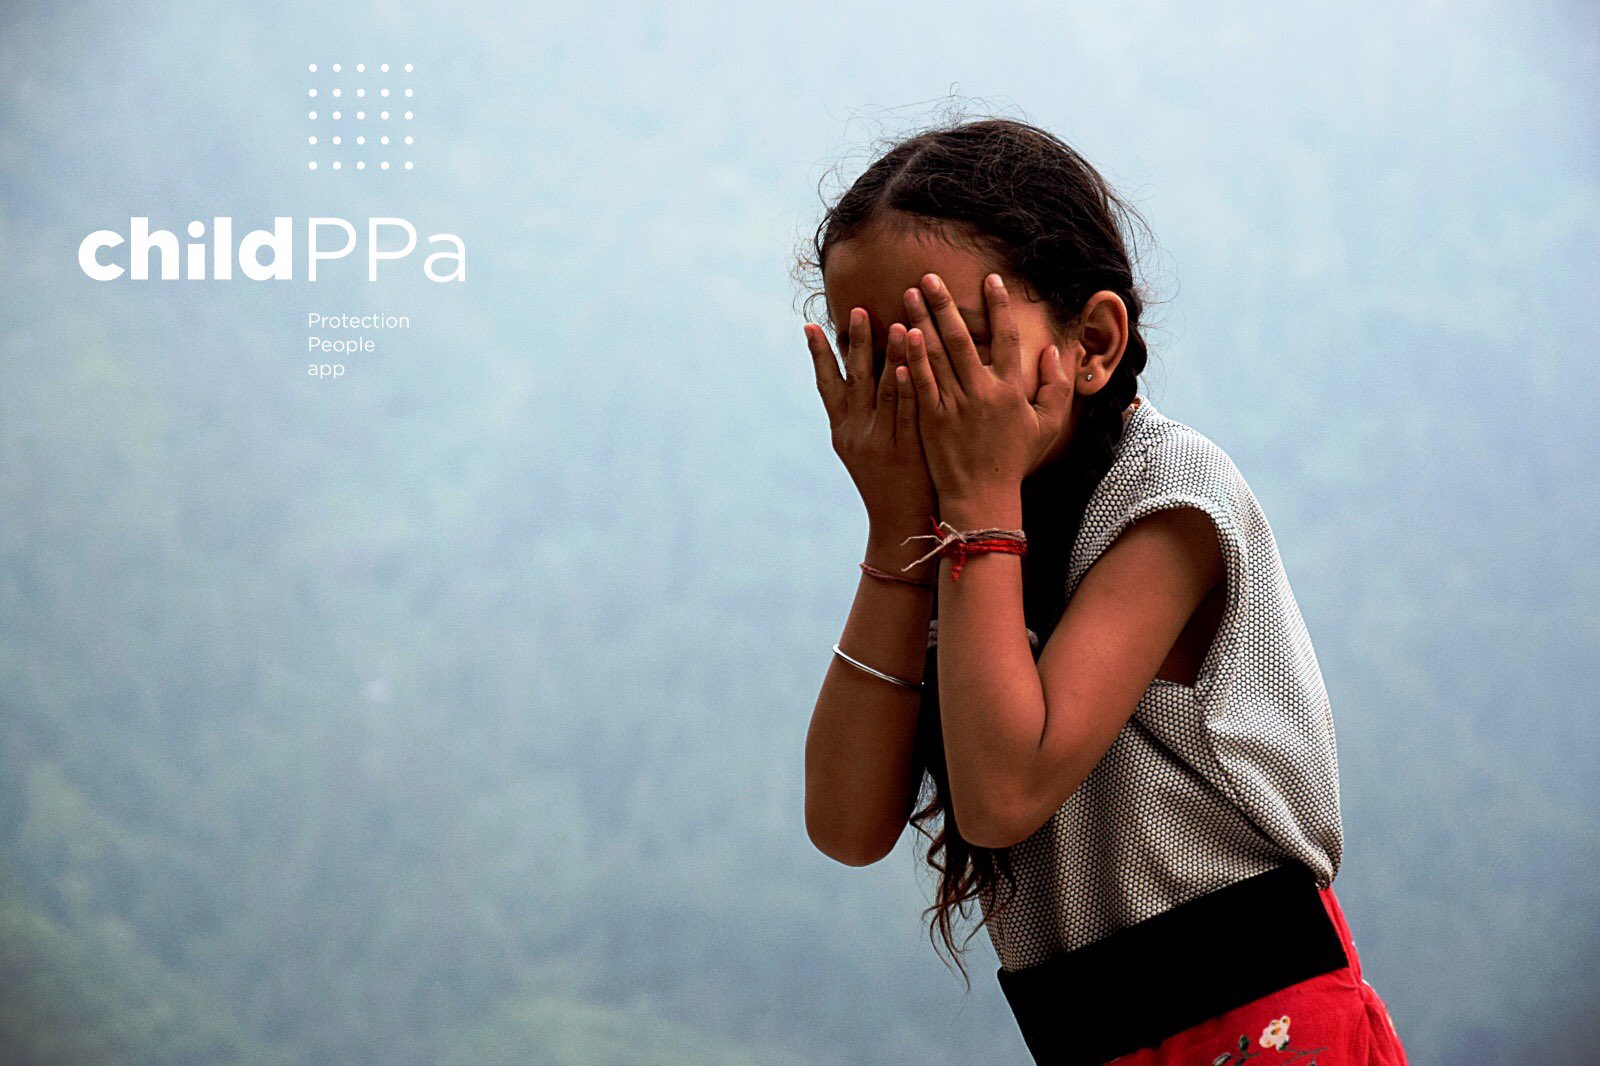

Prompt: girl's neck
[1025,397,1138,497]
[1024,393,1139,518]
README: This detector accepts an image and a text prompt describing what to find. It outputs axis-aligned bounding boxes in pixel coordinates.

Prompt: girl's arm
[804,517,937,866]
[897,270,1224,850]
[934,489,1224,849]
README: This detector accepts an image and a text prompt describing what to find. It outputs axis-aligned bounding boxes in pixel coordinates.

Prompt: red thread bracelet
[902,513,1028,583]
[942,535,1028,582]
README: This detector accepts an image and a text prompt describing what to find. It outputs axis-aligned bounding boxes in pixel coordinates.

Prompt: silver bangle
[832,643,923,691]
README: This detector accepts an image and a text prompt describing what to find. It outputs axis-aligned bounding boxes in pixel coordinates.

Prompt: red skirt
[995,863,1410,1065]
[1105,882,1409,1065]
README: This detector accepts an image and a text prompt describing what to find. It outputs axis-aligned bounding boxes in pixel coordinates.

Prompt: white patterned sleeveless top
[932,394,1345,972]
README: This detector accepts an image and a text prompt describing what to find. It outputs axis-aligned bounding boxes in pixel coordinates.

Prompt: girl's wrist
[938,486,1023,529]
[864,522,941,581]
[866,504,938,536]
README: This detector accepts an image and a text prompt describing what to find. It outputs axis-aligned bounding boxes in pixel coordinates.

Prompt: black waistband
[994,863,1349,1065]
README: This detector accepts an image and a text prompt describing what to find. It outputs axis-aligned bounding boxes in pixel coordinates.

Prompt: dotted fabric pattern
[946,395,1345,972]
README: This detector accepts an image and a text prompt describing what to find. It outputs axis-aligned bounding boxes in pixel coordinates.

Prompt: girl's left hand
[901,272,1074,504]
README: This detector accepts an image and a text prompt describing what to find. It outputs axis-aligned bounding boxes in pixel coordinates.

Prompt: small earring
[1084,373,1093,381]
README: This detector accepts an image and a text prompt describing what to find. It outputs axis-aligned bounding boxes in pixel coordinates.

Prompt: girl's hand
[805,308,938,527]
[902,272,1073,505]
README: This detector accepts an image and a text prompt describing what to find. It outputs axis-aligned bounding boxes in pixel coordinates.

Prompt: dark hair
[793,111,1166,988]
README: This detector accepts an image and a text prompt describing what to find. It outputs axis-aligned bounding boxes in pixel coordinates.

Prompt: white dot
[381,63,390,73]
[332,63,341,72]
[380,88,389,97]
[332,161,342,170]
[332,88,341,97]
[381,161,389,170]
[309,161,317,170]
[404,88,413,97]
[357,161,366,170]
[405,63,414,72]
[404,161,413,170]
[308,88,317,97]
[186,220,205,238]
[356,63,365,73]
[380,135,389,144]
[356,111,365,120]
[404,111,413,119]
[308,135,317,144]
[356,135,365,144]
[308,63,318,73]
[356,88,365,97]
[308,110,317,119]
[332,135,342,144]
[404,135,413,145]
[333,111,341,119]
[380,110,390,119]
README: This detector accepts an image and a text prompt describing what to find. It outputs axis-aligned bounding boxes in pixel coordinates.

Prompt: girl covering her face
[797,116,1409,1065]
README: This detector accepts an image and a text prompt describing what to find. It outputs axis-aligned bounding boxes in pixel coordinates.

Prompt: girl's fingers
[904,285,961,401]
[904,326,941,409]
[918,273,984,391]
[886,318,907,375]
[871,323,901,432]
[984,273,1025,386]
[803,323,847,428]
[894,363,918,445]
[843,307,875,408]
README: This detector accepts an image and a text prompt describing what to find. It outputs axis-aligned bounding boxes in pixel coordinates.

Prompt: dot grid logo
[306,61,416,172]
[74,60,464,282]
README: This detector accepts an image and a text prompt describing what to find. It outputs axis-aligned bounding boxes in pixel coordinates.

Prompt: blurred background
[2,0,1597,1062]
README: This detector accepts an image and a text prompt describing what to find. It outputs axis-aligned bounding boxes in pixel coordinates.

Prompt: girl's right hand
[805,307,938,527]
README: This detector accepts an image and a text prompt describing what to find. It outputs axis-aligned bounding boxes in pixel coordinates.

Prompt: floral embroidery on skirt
[1206,1013,1327,1064]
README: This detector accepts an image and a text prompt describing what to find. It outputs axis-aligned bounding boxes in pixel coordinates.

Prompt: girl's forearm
[803,521,937,866]
[933,490,1050,848]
